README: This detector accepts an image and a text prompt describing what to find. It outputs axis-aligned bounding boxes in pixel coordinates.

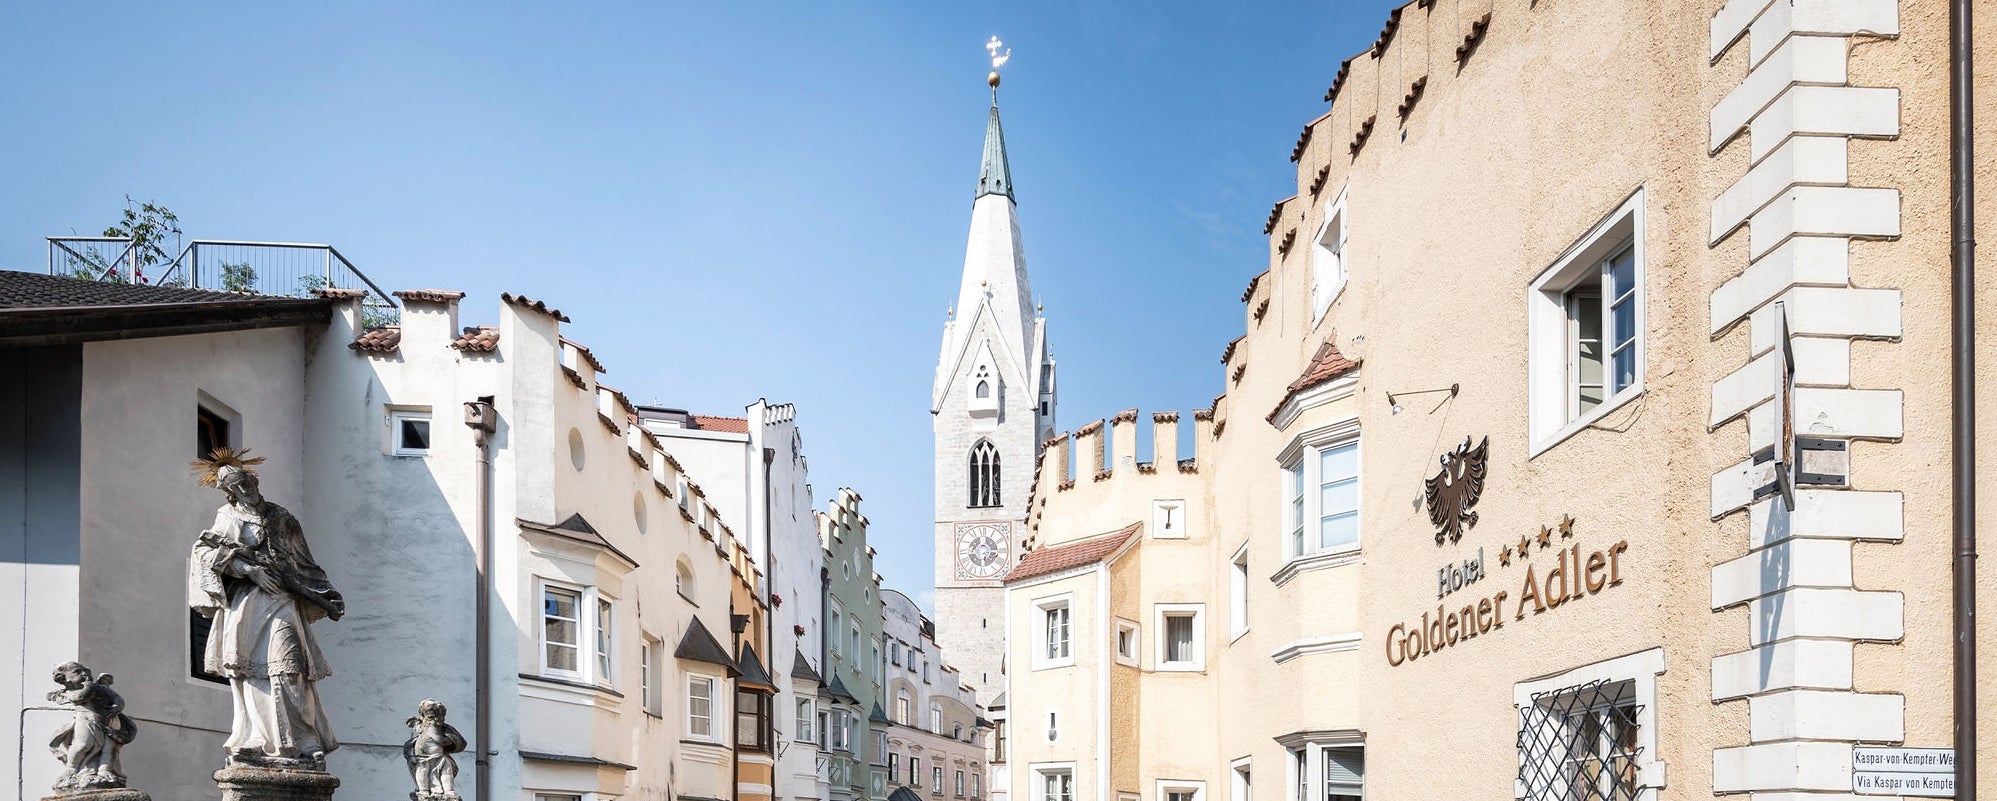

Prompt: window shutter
[1323,747,1364,794]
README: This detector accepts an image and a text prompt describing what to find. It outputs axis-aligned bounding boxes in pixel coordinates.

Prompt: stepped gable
[1003,522,1140,583]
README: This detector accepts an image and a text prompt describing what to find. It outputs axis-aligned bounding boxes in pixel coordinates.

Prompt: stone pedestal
[42,789,151,801]
[214,766,340,801]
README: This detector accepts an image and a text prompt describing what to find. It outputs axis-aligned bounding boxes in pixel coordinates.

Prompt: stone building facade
[0,275,786,801]
[1004,0,1997,800]
[822,488,889,801]
[882,588,989,801]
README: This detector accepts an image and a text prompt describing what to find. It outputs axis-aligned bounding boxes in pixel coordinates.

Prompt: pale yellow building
[1005,0,1997,799]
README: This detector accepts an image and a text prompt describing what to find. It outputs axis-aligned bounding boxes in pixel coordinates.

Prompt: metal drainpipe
[1951,0,1979,793]
[465,399,497,801]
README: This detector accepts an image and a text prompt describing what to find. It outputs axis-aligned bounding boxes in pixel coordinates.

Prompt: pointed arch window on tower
[969,440,1002,508]
[969,365,999,416]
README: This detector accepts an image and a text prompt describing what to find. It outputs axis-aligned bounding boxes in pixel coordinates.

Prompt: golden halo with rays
[191,446,267,488]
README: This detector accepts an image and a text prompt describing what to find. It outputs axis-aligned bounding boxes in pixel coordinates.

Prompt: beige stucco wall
[1010,0,1997,798]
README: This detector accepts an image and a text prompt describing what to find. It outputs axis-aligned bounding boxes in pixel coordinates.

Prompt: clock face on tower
[955,522,1012,580]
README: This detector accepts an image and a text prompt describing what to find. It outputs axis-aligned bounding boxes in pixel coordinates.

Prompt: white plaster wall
[73,327,310,800]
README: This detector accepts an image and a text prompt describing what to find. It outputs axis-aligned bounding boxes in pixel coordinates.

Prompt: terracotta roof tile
[393,289,465,303]
[501,292,570,323]
[1220,335,1244,364]
[1003,523,1139,583]
[451,325,499,352]
[350,326,401,353]
[1267,338,1362,422]
[691,415,749,434]
[1241,271,1267,302]
[562,337,607,373]
[312,287,369,299]
[1111,408,1139,424]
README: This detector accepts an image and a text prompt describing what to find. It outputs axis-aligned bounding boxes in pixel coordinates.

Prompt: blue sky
[1,1,1403,611]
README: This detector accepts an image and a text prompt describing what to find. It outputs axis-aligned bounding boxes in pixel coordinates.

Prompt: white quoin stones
[1705,0,1906,794]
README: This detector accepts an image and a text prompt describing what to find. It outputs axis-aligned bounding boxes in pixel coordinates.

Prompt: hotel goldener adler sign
[1388,435,1631,666]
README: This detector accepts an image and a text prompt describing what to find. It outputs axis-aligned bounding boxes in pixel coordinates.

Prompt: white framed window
[1032,595,1074,669]
[1033,765,1076,801]
[1158,779,1208,801]
[687,673,719,741]
[873,643,883,685]
[830,607,844,657]
[1529,188,1646,455]
[1232,758,1254,801]
[973,773,983,798]
[831,708,852,751]
[675,558,697,603]
[1155,604,1205,671]
[1282,736,1364,801]
[850,624,862,667]
[1275,421,1363,579]
[796,698,815,743]
[930,765,944,795]
[541,584,582,677]
[1515,648,1665,801]
[540,581,617,685]
[1114,618,1140,667]
[390,408,432,456]
[930,700,943,734]
[1229,544,1250,639]
[594,598,614,683]
[1311,189,1349,323]
[897,690,912,725]
[1152,499,1188,539]
[640,635,661,715]
[956,770,967,797]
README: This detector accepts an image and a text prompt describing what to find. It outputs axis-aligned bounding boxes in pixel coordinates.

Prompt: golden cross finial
[986,36,1011,92]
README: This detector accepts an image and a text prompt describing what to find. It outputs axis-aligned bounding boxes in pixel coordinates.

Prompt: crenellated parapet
[1023,408,1211,542]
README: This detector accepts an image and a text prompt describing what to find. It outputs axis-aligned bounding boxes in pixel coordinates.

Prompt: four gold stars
[1496,516,1579,564]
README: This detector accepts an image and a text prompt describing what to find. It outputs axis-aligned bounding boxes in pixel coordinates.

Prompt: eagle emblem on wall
[1424,435,1489,545]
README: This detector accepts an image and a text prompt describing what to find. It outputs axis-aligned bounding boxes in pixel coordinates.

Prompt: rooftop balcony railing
[47,235,398,327]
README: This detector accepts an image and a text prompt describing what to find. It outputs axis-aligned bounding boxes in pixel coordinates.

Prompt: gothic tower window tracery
[969,440,1002,508]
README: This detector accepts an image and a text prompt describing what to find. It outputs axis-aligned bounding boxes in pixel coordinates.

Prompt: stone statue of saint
[46,661,138,794]
[188,449,345,770]
[402,699,467,801]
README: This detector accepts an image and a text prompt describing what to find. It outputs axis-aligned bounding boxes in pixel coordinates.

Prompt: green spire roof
[976,101,1013,200]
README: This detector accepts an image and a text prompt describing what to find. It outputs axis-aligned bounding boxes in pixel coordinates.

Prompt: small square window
[1153,499,1189,540]
[1155,604,1205,671]
[391,409,432,456]
[1114,619,1139,666]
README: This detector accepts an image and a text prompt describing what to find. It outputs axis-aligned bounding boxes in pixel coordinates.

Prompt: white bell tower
[932,59,1055,707]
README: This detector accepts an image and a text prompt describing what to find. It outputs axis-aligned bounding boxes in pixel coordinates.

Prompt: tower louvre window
[976,380,991,399]
[969,440,1002,508]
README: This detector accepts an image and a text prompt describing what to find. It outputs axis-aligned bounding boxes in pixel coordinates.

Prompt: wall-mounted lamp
[1387,383,1458,415]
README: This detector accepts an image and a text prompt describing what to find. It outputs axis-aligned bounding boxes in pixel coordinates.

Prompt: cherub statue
[46,661,137,793]
[402,699,466,801]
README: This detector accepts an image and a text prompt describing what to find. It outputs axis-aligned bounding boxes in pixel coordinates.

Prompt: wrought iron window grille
[1517,678,1644,801]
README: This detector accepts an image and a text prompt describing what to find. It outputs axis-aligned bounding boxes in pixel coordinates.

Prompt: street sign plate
[1854,748,1955,797]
